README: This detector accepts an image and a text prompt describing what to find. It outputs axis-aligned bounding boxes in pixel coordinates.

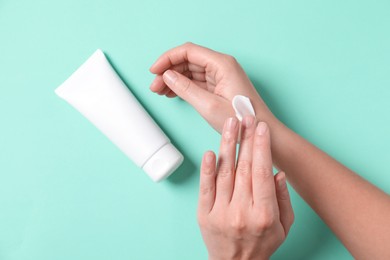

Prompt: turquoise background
[0,0,389,259]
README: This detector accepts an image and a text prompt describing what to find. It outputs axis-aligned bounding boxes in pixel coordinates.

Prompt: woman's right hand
[197,116,294,259]
[149,42,276,133]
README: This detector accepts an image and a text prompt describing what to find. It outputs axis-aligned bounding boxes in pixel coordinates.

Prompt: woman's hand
[151,43,390,259]
[197,116,294,260]
[149,42,275,133]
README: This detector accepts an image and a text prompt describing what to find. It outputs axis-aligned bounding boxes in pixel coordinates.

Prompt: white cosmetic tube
[55,49,183,182]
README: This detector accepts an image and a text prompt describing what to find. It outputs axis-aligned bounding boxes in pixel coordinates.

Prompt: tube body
[55,49,183,182]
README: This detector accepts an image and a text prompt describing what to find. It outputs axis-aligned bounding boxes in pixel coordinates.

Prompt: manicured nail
[163,70,177,85]
[256,122,267,135]
[243,115,254,128]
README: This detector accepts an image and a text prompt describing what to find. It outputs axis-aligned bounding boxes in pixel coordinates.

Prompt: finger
[191,80,209,91]
[156,70,192,95]
[152,70,208,95]
[169,64,206,81]
[252,122,278,208]
[191,72,206,82]
[170,62,206,74]
[150,70,191,94]
[158,87,171,96]
[162,69,219,115]
[182,70,193,79]
[188,63,205,73]
[165,90,177,98]
[198,151,217,214]
[275,171,294,235]
[232,115,256,202]
[160,81,207,97]
[150,42,223,74]
[150,75,166,93]
[215,117,239,204]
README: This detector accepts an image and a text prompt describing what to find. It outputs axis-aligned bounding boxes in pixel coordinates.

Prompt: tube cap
[142,143,184,182]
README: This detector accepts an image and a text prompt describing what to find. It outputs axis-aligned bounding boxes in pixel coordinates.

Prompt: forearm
[261,113,390,259]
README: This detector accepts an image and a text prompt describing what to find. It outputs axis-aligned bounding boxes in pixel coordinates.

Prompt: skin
[198,116,294,260]
[149,42,390,259]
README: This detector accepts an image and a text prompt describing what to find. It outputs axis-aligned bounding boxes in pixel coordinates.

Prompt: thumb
[274,171,295,236]
[162,70,216,113]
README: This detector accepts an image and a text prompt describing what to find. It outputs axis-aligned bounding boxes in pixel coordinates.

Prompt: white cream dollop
[232,95,256,121]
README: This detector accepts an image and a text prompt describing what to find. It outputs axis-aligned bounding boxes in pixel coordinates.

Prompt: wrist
[252,101,292,169]
[252,103,285,133]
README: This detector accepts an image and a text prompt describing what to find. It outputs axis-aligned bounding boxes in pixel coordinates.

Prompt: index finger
[252,122,278,208]
[149,42,223,74]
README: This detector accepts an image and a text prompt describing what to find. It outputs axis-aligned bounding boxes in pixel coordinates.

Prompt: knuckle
[199,185,214,196]
[217,163,233,178]
[241,128,254,141]
[201,215,224,233]
[236,160,252,176]
[184,41,194,47]
[254,213,276,233]
[197,214,210,228]
[224,54,238,65]
[204,99,220,114]
[253,165,272,178]
[220,55,241,72]
[202,167,214,176]
[197,213,224,232]
[229,215,246,238]
[222,130,236,144]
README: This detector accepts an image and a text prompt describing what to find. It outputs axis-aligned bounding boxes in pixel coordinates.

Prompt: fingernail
[205,152,214,165]
[163,70,177,85]
[256,122,267,135]
[243,116,254,128]
[149,79,157,91]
